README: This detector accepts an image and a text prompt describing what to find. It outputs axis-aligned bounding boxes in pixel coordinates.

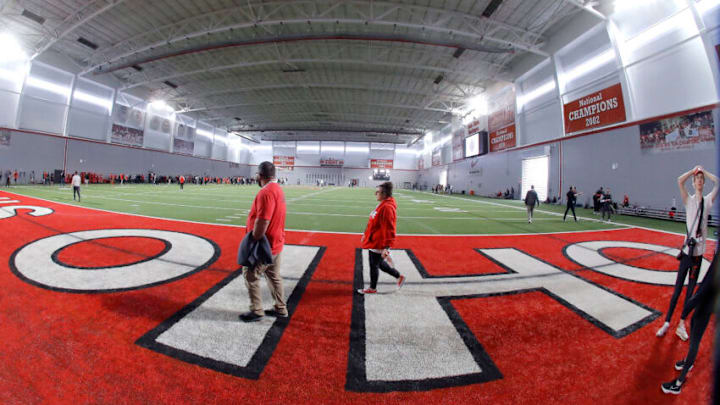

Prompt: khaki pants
[526,205,535,220]
[244,253,286,316]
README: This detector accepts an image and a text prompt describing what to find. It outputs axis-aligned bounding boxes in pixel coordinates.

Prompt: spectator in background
[593,187,603,214]
[524,185,539,224]
[563,186,582,222]
[13,170,18,185]
[601,188,614,222]
[71,171,81,202]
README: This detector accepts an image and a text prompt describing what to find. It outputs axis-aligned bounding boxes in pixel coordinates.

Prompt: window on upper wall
[296,141,319,154]
[610,1,699,66]
[516,59,557,113]
[555,24,620,95]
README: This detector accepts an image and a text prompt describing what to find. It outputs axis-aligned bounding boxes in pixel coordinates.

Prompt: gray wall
[418,108,718,209]
[0,129,252,180]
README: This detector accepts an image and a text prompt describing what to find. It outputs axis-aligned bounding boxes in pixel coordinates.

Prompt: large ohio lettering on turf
[346,243,708,392]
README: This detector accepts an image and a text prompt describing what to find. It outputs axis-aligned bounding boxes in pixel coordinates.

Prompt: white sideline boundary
[1,189,707,239]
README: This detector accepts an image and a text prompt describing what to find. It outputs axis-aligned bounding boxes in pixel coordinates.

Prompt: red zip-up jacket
[361,197,397,249]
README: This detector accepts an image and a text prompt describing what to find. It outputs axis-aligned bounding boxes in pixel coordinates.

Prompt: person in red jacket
[357,181,405,294]
[179,175,185,190]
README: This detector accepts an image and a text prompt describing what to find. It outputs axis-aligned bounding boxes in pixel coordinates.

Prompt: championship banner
[320,158,344,167]
[564,83,626,134]
[452,128,465,161]
[467,119,481,135]
[273,155,295,167]
[418,156,425,170]
[370,159,393,169]
[0,129,10,149]
[639,109,716,154]
[489,124,516,152]
[431,147,441,166]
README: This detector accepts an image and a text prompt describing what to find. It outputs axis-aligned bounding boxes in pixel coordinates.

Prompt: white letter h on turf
[346,248,659,392]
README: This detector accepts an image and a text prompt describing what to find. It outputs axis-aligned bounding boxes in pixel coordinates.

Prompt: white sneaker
[676,322,688,341]
[656,322,670,337]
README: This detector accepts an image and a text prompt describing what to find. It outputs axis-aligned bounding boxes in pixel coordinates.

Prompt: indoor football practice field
[0,184,715,404]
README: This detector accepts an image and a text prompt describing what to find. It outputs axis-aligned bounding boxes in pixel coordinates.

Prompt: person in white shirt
[71,171,82,202]
[656,165,718,340]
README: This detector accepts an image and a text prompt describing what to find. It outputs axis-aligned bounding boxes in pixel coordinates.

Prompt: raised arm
[702,168,719,203]
[677,168,695,206]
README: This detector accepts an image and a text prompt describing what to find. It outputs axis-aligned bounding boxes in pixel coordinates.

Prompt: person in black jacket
[524,185,539,223]
[661,251,717,395]
[563,186,583,222]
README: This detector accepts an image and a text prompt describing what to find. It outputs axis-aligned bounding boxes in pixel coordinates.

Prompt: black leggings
[368,250,400,289]
[73,186,81,201]
[678,303,713,382]
[563,203,576,221]
[665,254,701,322]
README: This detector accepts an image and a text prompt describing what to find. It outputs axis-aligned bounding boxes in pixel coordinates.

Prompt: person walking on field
[239,161,287,322]
[524,185,539,223]
[656,166,718,341]
[71,171,81,202]
[563,186,583,222]
[357,181,405,294]
[179,175,185,190]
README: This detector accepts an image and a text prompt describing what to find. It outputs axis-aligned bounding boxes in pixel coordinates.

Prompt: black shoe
[661,379,683,395]
[239,312,264,322]
[674,359,693,372]
[265,309,288,318]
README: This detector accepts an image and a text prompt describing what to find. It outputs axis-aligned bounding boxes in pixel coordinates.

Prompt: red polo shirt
[246,181,286,255]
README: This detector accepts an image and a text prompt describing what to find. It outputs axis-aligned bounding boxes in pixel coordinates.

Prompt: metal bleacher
[615,206,719,228]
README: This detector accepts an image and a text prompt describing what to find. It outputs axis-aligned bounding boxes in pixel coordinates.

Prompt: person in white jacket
[71,171,81,202]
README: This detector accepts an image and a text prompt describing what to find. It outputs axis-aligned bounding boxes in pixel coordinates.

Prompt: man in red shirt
[179,175,185,190]
[240,161,288,322]
[357,182,405,294]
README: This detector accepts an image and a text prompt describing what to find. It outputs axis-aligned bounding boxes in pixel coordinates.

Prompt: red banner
[273,155,295,167]
[320,158,344,167]
[467,119,481,135]
[563,83,626,134]
[370,159,393,169]
[489,124,516,152]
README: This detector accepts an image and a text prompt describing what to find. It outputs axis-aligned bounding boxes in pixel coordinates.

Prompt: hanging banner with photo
[452,127,465,161]
[370,159,393,169]
[0,129,10,149]
[113,104,145,130]
[488,87,516,133]
[173,139,194,155]
[639,109,716,154]
[111,124,144,146]
[431,147,442,166]
[489,124,516,152]
[563,83,626,134]
[273,155,295,167]
[418,155,425,170]
[173,123,195,155]
[320,158,344,167]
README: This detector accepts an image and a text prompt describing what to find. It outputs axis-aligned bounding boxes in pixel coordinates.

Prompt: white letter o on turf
[11,229,217,292]
[565,241,709,285]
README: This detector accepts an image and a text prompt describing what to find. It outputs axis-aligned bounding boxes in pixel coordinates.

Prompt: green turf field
[6,184,710,235]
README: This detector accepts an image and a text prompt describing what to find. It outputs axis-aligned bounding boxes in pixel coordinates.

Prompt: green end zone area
[7,184,708,235]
